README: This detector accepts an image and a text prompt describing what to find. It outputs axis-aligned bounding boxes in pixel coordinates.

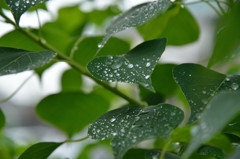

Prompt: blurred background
[0,0,219,158]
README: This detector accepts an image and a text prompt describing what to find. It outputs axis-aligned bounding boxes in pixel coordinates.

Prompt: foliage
[0,0,240,159]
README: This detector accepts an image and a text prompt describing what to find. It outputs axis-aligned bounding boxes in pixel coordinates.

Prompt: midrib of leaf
[0,51,36,71]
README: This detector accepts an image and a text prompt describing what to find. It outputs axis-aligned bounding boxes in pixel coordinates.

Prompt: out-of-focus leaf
[0,47,56,76]
[19,142,62,159]
[0,30,44,51]
[61,69,82,91]
[88,38,167,91]
[5,0,49,25]
[36,92,110,137]
[227,65,240,75]
[183,91,240,158]
[123,149,147,159]
[73,36,130,67]
[192,146,224,159]
[97,0,170,52]
[0,109,5,130]
[228,148,240,159]
[138,5,199,45]
[0,135,16,159]
[171,126,232,152]
[88,104,184,159]
[173,64,226,123]
[208,3,240,67]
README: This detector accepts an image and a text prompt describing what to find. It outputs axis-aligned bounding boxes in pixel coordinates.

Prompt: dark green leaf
[173,63,226,123]
[88,38,167,91]
[5,0,49,25]
[19,142,62,159]
[73,36,130,67]
[0,47,56,76]
[0,109,5,130]
[123,149,147,159]
[145,150,180,159]
[88,104,184,159]
[183,91,240,158]
[138,5,199,45]
[0,30,44,51]
[97,0,170,51]
[195,146,224,159]
[61,69,82,91]
[208,3,240,67]
[36,92,110,137]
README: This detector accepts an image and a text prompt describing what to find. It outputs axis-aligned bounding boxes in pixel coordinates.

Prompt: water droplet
[98,43,103,48]
[231,83,239,90]
[146,62,151,67]
[201,98,208,104]
[145,75,150,79]
[112,132,117,136]
[226,77,230,81]
[128,64,133,68]
[110,118,116,122]
[202,90,206,94]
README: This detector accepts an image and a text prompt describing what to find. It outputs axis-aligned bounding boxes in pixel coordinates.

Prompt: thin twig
[160,139,172,159]
[34,6,42,39]
[64,136,89,143]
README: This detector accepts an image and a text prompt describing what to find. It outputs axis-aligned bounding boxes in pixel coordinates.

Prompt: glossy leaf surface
[183,91,240,158]
[88,104,184,159]
[36,92,110,137]
[173,64,226,123]
[97,0,170,51]
[0,47,56,76]
[88,38,167,91]
[19,142,62,159]
[5,0,48,25]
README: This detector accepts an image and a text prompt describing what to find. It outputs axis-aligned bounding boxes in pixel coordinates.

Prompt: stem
[214,0,226,14]
[160,139,172,159]
[0,12,146,107]
[64,136,89,143]
[202,0,223,16]
[0,73,34,104]
[35,6,42,38]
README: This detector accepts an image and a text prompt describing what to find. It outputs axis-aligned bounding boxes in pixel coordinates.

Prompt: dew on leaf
[146,62,151,67]
[231,83,239,90]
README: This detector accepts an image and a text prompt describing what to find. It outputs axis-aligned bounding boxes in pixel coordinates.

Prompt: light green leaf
[0,47,56,76]
[19,142,62,159]
[0,30,44,51]
[97,0,170,51]
[88,104,184,159]
[138,5,199,45]
[173,64,226,123]
[73,36,130,67]
[0,109,5,131]
[5,0,49,25]
[36,92,110,137]
[183,91,240,158]
[87,38,167,91]
[208,3,240,67]
[61,69,82,91]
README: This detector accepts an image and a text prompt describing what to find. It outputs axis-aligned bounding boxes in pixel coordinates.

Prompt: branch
[0,12,147,107]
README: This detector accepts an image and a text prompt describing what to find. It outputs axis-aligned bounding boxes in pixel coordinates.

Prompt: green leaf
[0,30,44,51]
[36,92,110,137]
[208,3,240,67]
[0,47,56,76]
[183,91,240,158]
[194,146,224,159]
[123,149,147,159]
[0,109,5,131]
[19,142,62,159]
[145,150,180,159]
[87,38,167,91]
[5,0,49,25]
[138,5,199,45]
[88,104,184,159]
[73,36,130,67]
[61,69,82,91]
[173,64,226,123]
[97,0,170,51]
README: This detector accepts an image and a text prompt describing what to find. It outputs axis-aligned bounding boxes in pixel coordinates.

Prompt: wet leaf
[183,91,240,158]
[88,104,184,159]
[173,64,226,123]
[0,47,56,76]
[194,146,224,159]
[88,38,167,91]
[19,142,62,159]
[73,36,130,67]
[138,5,199,45]
[97,0,170,52]
[36,92,110,137]
[61,69,82,91]
[0,109,5,130]
[5,0,49,25]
